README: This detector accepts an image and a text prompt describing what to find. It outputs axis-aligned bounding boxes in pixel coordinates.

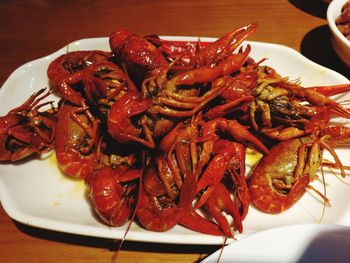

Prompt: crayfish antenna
[110,166,144,263]
[215,236,228,263]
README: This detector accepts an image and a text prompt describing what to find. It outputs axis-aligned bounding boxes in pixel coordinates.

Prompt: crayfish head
[109,29,134,55]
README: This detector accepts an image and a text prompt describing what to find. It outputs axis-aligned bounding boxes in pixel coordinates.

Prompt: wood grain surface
[0,0,348,262]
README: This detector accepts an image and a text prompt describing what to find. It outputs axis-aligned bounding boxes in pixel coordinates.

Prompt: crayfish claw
[204,183,243,237]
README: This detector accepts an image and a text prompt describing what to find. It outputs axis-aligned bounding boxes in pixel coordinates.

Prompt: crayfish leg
[178,208,224,237]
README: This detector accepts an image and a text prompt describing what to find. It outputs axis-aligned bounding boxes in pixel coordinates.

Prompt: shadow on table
[288,0,349,78]
[14,220,219,262]
[288,0,329,18]
[300,24,349,78]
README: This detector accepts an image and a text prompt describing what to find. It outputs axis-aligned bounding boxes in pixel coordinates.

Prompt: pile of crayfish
[1,23,350,238]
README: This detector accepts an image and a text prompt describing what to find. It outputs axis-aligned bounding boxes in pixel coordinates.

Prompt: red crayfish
[249,126,350,213]
[0,88,56,161]
[1,23,350,242]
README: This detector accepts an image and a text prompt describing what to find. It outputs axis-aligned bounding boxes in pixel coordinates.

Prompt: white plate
[0,36,349,245]
[202,224,350,262]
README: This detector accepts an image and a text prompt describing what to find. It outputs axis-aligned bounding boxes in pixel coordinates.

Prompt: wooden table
[0,1,349,262]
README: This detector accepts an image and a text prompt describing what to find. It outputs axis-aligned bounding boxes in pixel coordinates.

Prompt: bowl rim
[327,0,350,49]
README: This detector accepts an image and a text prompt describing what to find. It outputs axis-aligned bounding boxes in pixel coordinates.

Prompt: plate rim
[0,36,349,245]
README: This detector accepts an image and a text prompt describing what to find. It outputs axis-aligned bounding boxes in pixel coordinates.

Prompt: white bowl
[327,0,350,68]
